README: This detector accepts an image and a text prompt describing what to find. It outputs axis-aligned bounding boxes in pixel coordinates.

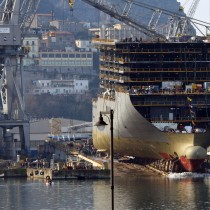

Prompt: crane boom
[187,0,200,18]
[82,0,166,40]
[78,0,210,40]
[179,0,200,36]
[1,0,20,24]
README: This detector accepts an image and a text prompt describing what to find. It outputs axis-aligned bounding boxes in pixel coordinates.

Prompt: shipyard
[0,0,210,209]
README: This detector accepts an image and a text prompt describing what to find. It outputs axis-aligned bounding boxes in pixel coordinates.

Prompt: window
[69,54,75,58]
[62,54,68,58]
[81,54,86,58]
[42,53,48,58]
[49,54,54,58]
[56,54,61,58]
[76,54,80,58]
[32,41,35,45]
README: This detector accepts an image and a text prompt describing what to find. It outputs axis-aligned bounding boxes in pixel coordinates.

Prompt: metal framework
[0,0,40,156]
[81,0,209,40]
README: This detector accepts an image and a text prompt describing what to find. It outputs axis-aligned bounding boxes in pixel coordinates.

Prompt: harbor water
[0,172,210,210]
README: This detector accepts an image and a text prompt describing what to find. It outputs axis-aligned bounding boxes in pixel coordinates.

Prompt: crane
[167,0,200,38]
[70,0,209,41]
[182,0,200,35]
[0,0,40,156]
[81,0,166,40]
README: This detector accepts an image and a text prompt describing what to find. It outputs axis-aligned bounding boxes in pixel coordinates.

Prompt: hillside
[25,77,99,121]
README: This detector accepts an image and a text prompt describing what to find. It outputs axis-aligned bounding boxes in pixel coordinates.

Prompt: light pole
[95,109,114,210]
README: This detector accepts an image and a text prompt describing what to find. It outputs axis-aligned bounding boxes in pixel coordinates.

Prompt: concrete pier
[1,168,27,178]
[27,168,52,179]
[27,168,110,180]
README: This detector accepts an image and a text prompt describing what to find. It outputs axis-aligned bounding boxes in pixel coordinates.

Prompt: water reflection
[0,174,209,210]
[114,173,210,210]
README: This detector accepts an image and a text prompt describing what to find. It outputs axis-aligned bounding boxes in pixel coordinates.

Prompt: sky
[177,0,210,35]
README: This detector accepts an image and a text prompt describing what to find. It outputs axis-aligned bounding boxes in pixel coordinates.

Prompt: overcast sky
[177,0,209,21]
[177,0,210,35]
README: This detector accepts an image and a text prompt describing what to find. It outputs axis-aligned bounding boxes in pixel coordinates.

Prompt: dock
[27,168,110,180]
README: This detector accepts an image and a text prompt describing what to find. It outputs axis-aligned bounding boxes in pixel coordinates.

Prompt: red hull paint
[180,156,205,172]
[159,152,170,160]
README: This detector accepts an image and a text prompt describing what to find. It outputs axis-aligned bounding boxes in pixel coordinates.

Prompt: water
[0,173,210,210]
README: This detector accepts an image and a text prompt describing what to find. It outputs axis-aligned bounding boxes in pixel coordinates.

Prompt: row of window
[41,53,92,58]
[40,60,92,66]
[34,89,86,94]
[40,83,86,87]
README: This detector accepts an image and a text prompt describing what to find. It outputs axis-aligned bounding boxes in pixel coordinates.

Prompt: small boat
[0,173,4,178]
[45,175,52,185]
[46,181,52,186]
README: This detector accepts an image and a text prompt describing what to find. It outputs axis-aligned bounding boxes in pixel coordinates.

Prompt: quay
[0,137,111,180]
[0,152,110,180]
[26,153,110,179]
[27,168,110,180]
[0,167,110,180]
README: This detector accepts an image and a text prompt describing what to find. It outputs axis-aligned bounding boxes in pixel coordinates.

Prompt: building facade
[30,79,89,95]
[22,36,39,67]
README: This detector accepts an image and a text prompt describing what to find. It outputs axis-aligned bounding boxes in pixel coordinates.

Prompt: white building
[22,36,39,67]
[31,79,89,95]
[75,40,97,52]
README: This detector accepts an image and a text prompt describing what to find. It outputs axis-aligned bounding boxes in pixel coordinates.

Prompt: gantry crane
[0,0,40,156]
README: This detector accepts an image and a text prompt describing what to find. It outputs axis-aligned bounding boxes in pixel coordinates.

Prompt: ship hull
[92,92,209,172]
